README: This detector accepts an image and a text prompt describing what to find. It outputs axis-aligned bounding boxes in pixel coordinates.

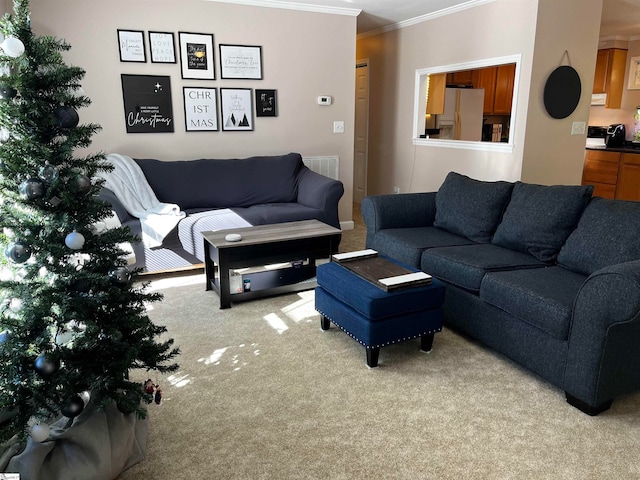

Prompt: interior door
[354,61,369,203]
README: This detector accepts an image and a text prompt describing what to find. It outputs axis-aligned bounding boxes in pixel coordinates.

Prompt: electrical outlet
[393,186,400,194]
[571,121,586,135]
[333,121,345,134]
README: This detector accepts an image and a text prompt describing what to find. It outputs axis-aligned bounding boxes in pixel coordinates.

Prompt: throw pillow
[492,182,593,262]
[557,197,640,276]
[434,171,514,243]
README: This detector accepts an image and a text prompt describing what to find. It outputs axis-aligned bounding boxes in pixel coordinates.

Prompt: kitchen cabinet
[592,48,627,109]
[493,64,516,114]
[426,73,446,115]
[616,153,640,201]
[472,64,515,115]
[446,70,475,86]
[582,149,620,199]
[474,67,497,115]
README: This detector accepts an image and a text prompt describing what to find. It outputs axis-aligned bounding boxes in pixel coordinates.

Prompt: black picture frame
[117,29,146,63]
[219,44,263,80]
[255,89,277,117]
[121,74,174,133]
[220,88,254,131]
[149,31,176,64]
[183,87,218,132]
[179,32,215,80]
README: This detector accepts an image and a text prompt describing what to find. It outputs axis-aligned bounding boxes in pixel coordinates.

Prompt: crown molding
[599,34,640,43]
[357,0,496,40]
[204,0,361,17]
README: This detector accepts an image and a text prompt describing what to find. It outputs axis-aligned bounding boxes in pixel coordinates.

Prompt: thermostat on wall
[318,95,332,105]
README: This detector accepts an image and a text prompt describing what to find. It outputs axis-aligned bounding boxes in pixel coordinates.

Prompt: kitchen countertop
[586,143,640,153]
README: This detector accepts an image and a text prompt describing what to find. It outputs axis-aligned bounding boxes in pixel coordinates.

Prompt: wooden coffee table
[202,220,341,309]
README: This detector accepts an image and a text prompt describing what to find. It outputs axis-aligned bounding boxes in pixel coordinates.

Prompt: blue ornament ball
[54,106,79,129]
[19,177,46,200]
[34,353,59,377]
[5,241,31,263]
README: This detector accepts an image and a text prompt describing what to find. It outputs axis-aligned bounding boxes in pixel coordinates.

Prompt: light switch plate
[571,121,586,135]
[333,121,345,134]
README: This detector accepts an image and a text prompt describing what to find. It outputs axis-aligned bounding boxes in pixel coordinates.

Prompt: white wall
[26,0,356,223]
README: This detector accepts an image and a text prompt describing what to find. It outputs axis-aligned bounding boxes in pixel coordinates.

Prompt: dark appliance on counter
[606,124,626,147]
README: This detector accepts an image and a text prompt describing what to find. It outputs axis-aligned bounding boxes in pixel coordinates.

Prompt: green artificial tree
[0,0,179,450]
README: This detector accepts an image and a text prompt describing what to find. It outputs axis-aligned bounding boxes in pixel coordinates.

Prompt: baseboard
[340,220,354,231]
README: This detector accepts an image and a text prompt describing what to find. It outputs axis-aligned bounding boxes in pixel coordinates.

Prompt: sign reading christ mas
[121,74,174,133]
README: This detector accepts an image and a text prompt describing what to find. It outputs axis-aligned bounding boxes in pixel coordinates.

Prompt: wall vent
[302,156,339,180]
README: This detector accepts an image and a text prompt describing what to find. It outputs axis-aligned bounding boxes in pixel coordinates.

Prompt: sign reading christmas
[121,74,174,133]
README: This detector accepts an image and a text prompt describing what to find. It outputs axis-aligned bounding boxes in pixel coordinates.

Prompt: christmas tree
[0,0,179,448]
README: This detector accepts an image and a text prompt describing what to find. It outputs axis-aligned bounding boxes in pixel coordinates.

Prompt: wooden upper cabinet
[493,64,516,114]
[593,49,610,94]
[446,70,476,86]
[474,67,497,115]
[593,48,627,109]
[426,73,446,115]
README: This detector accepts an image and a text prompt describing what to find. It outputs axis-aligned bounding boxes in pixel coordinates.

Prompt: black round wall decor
[543,65,581,119]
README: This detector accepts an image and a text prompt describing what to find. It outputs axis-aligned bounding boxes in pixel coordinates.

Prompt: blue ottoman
[315,258,445,367]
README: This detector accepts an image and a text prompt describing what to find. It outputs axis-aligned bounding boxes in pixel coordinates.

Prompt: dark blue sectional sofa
[362,171,640,415]
[100,153,344,273]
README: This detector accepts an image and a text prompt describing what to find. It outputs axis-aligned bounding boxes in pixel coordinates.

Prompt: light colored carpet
[117,272,640,480]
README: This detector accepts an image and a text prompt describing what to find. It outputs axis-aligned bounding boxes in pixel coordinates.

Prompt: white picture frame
[629,56,640,90]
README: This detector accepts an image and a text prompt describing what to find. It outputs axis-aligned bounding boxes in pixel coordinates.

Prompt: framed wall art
[121,74,174,133]
[149,31,176,63]
[220,88,254,131]
[183,87,218,132]
[255,89,277,117]
[179,32,215,80]
[219,44,262,80]
[117,29,146,63]
[629,56,640,90]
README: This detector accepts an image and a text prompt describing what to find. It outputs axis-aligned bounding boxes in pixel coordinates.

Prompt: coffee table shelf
[202,220,341,309]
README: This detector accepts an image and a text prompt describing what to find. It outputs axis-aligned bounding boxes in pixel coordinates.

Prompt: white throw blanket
[95,153,185,248]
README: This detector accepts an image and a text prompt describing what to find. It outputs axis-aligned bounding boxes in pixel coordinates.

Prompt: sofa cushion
[557,197,640,275]
[434,172,514,243]
[368,226,476,268]
[421,244,547,292]
[135,153,303,210]
[480,266,587,340]
[492,182,593,262]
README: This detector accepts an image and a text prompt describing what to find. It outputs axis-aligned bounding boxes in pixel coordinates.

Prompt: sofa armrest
[97,188,137,224]
[361,192,437,235]
[296,167,344,228]
[564,260,640,407]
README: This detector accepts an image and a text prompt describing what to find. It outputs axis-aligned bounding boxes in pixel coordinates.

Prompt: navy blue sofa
[362,171,640,415]
[100,153,344,273]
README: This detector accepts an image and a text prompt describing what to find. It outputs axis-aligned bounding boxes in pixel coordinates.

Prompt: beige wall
[26,0,356,224]
[521,0,603,185]
[357,0,604,194]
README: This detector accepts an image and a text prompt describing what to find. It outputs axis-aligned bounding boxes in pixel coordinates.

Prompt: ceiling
[212,0,640,36]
